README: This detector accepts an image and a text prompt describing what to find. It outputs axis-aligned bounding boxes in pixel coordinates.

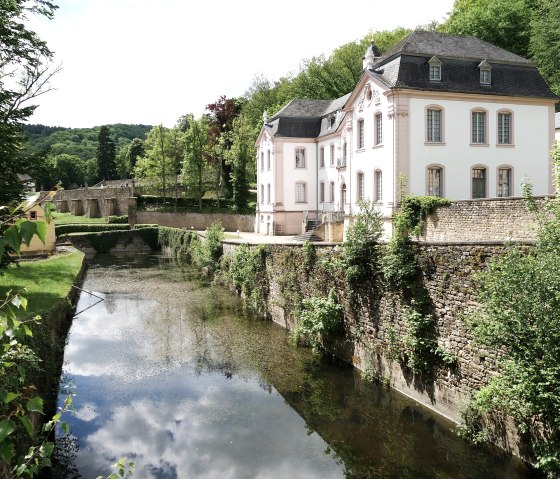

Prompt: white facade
[256,34,558,237]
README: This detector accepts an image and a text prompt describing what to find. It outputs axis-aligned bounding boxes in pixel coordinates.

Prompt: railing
[336,158,346,169]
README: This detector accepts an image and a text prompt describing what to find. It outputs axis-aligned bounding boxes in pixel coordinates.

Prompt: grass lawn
[53,212,108,224]
[0,251,85,317]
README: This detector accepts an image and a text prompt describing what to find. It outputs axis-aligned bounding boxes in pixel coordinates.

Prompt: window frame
[374,169,383,203]
[295,147,306,169]
[497,110,513,146]
[357,118,365,150]
[478,60,492,85]
[319,146,325,168]
[260,151,264,171]
[260,184,264,204]
[471,165,488,199]
[267,150,271,170]
[471,108,488,145]
[374,112,383,146]
[330,144,335,167]
[329,181,335,203]
[320,181,325,203]
[295,182,307,204]
[428,56,442,82]
[426,105,444,144]
[497,165,513,197]
[426,165,444,197]
[267,183,271,204]
[357,171,365,202]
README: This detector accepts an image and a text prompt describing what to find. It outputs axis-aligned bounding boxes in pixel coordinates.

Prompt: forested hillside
[23,123,152,161]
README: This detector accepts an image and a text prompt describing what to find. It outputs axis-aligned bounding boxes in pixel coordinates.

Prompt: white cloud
[27,0,454,128]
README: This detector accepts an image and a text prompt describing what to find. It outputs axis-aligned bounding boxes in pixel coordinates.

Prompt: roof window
[428,56,442,81]
[478,60,492,85]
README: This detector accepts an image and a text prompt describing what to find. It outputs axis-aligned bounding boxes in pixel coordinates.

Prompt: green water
[53,253,535,479]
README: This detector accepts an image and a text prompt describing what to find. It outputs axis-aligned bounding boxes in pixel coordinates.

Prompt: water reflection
[54,254,534,479]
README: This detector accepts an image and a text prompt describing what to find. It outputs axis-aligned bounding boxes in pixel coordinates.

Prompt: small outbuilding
[20,194,56,254]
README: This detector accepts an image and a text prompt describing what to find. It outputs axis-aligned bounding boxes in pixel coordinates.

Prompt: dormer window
[329,114,336,129]
[478,60,492,85]
[428,56,442,81]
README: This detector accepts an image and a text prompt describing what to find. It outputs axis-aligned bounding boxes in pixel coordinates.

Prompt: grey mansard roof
[262,31,557,140]
[369,31,558,100]
[264,93,351,138]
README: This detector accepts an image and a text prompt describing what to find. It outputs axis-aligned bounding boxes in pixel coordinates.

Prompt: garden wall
[419,196,553,243]
[137,211,255,232]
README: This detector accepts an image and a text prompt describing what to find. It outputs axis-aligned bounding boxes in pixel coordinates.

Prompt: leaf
[18,220,38,246]
[0,419,16,442]
[19,416,34,438]
[0,389,20,404]
[34,221,47,244]
[61,421,69,434]
[2,226,21,254]
[0,439,14,464]
[26,396,44,414]
[0,239,4,259]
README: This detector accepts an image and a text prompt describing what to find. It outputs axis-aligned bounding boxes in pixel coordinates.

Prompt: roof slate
[377,30,532,65]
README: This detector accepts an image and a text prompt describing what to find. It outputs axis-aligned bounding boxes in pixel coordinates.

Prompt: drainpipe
[316,141,319,219]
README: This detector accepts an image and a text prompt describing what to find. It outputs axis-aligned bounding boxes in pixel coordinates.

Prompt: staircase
[293,218,323,242]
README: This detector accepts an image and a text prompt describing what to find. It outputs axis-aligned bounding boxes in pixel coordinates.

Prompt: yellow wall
[20,204,56,253]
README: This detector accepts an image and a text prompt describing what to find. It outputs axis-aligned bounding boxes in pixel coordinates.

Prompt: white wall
[281,140,317,211]
[408,97,552,199]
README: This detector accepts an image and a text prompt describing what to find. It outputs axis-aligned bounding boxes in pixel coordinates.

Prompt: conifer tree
[96,125,116,181]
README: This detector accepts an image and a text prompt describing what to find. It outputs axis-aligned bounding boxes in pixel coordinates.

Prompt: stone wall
[221,240,531,460]
[137,211,255,232]
[53,187,133,217]
[420,196,553,243]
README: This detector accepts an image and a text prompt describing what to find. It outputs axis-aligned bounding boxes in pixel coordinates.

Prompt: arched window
[357,119,365,149]
[320,181,325,203]
[479,60,492,85]
[374,170,383,202]
[497,166,513,197]
[260,184,264,204]
[357,172,365,201]
[472,166,487,199]
[426,165,444,197]
[428,56,442,81]
[341,183,347,206]
[426,105,444,143]
[471,109,488,144]
[497,110,513,145]
[267,184,271,204]
[329,181,335,203]
[374,112,383,146]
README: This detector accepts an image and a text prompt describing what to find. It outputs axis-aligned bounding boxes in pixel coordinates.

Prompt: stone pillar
[70,199,83,216]
[56,200,68,213]
[86,198,100,218]
[105,198,117,216]
[127,197,137,226]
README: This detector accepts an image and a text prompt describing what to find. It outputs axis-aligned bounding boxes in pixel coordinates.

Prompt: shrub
[107,215,128,224]
[56,223,131,236]
[292,289,342,351]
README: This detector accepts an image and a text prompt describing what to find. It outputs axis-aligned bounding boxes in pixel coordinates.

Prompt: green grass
[53,212,108,224]
[0,251,85,316]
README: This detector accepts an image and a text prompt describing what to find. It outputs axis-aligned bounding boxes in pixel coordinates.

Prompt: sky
[27,0,456,129]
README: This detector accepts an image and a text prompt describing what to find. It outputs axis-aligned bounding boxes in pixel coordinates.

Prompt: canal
[54,253,534,478]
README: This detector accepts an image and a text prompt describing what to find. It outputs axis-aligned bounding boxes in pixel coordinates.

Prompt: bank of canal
[54,253,534,478]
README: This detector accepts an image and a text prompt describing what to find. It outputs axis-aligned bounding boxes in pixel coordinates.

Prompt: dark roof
[370,31,558,100]
[378,30,531,65]
[265,94,351,138]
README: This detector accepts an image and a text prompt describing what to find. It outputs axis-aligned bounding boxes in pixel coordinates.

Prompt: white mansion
[255,31,558,236]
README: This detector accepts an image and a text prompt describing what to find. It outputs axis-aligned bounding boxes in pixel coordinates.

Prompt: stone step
[293,230,322,242]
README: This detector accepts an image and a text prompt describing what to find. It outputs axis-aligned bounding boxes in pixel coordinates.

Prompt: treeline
[18,0,559,207]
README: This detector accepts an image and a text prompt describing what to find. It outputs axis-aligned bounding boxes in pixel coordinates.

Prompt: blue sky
[28,0,455,128]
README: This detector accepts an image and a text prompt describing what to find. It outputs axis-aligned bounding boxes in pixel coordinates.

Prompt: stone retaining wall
[137,211,255,232]
[53,187,133,217]
[420,196,552,243]
[221,240,531,460]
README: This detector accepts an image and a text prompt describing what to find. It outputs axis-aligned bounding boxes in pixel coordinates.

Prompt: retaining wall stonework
[221,241,531,460]
[53,188,133,217]
[137,211,255,232]
[420,196,553,243]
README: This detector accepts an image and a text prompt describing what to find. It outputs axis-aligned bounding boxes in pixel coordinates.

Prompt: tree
[225,114,255,211]
[442,0,533,57]
[96,125,116,181]
[182,116,209,210]
[205,96,242,200]
[0,0,59,206]
[529,0,560,100]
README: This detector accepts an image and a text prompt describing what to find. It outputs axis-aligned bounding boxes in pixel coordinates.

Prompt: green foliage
[190,222,224,271]
[461,147,560,473]
[394,195,450,238]
[55,224,131,236]
[443,0,533,57]
[224,244,269,315]
[51,212,108,225]
[107,215,128,224]
[182,117,209,210]
[292,289,343,351]
[343,199,383,284]
[96,126,117,182]
[157,226,195,262]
